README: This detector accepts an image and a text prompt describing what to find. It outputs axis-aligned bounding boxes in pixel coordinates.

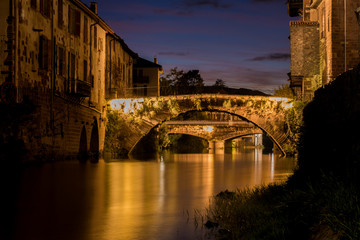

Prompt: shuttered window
[83,17,88,43]
[68,6,81,37]
[39,35,50,70]
[58,0,63,28]
[58,46,66,76]
[40,0,51,18]
[31,0,36,9]
[93,26,97,49]
[83,60,88,82]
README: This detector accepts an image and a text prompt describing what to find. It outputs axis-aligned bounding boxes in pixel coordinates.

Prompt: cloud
[158,52,189,56]
[153,8,193,16]
[248,53,290,61]
[180,0,232,9]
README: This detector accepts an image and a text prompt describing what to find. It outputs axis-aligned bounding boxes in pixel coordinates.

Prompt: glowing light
[268,97,293,110]
[203,126,213,132]
[110,98,144,113]
[282,101,294,110]
[269,97,289,102]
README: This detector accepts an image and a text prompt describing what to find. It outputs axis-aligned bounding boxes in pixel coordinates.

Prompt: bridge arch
[109,95,292,156]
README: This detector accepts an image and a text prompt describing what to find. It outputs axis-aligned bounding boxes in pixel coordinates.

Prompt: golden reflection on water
[96,150,295,240]
[14,149,296,240]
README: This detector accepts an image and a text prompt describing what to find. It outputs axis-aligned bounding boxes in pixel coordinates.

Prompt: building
[105,33,138,99]
[287,0,360,100]
[133,57,163,97]
[0,0,160,162]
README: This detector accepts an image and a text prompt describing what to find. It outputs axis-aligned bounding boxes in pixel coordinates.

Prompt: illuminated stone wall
[288,0,360,100]
[290,21,320,100]
[105,34,136,99]
[0,0,113,161]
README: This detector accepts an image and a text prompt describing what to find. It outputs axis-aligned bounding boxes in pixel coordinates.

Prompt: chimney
[154,57,158,64]
[90,2,97,14]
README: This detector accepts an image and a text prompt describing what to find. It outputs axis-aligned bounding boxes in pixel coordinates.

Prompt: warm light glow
[269,97,293,110]
[110,98,144,113]
[203,126,214,132]
[282,101,294,110]
[269,97,289,102]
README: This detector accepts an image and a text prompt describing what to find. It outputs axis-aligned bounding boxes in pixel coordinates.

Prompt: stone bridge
[164,120,263,142]
[108,94,293,156]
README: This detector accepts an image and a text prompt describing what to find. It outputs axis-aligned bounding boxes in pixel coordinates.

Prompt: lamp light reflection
[203,126,213,132]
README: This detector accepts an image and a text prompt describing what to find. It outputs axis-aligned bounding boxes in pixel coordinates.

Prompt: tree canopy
[160,67,204,95]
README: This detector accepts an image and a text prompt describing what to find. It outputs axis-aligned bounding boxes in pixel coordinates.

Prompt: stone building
[105,33,138,99]
[133,57,163,97]
[0,0,157,162]
[287,0,360,100]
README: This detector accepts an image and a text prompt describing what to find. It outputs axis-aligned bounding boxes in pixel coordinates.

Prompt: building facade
[287,0,360,100]
[105,33,137,99]
[0,0,160,162]
[133,57,163,97]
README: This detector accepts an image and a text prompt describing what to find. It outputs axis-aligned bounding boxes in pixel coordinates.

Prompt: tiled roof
[134,58,163,70]
[290,21,319,26]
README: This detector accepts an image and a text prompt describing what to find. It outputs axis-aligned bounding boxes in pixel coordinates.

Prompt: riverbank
[201,174,359,239]
[201,66,360,239]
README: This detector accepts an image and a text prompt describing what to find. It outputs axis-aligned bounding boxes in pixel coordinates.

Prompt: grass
[197,175,360,240]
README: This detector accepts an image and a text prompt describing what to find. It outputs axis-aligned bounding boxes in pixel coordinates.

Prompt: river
[7,148,295,240]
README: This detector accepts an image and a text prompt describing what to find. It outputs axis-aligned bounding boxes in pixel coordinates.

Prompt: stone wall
[0,86,105,162]
[0,0,111,162]
[290,21,320,100]
[288,0,360,100]
[329,0,360,82]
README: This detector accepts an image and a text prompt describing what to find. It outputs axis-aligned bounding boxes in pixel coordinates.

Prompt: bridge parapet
[108,94,293,156]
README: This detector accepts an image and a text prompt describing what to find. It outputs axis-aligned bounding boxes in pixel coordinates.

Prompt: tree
[213,79,226,88]
[160,67,204,95]
[273,84,294,99]
[160,67,184,95]
[181,70,204,94]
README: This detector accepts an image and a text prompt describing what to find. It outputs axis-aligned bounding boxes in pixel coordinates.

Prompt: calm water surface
[10,149,295,240]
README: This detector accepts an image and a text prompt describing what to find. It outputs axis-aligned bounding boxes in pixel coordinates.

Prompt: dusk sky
[83,0,294,94]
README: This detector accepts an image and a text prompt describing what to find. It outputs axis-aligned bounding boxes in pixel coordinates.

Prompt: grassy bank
[199,175,360,240]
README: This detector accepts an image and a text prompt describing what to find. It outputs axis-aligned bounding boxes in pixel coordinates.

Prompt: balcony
[69,79,91,97]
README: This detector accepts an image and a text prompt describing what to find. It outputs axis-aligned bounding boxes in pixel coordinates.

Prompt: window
[39,35,50,70]
[68,6,81,36]
[83,17,88,43]
[321,8,325,39]
[58,0,63,28]
[68,53,76,92]
[40,0,51,18]
[58,46,66,76]
[31,0,36,9]
[93,26,97,49]
[83,60,88,82]
[98,38,103,51]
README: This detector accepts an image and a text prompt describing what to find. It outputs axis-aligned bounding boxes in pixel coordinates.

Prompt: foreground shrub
[201,175,360,240]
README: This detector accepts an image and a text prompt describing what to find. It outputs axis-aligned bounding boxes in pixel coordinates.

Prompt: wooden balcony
[69,79,91,97]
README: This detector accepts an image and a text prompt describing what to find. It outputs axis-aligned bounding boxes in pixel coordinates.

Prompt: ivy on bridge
[107,94,294,157]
